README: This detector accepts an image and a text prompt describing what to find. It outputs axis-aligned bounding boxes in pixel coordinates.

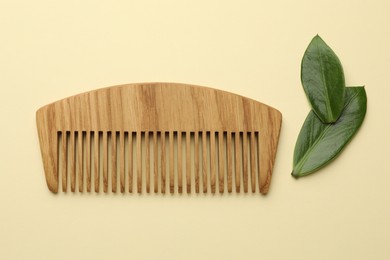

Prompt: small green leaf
[301,35,345,123]
[292,87,367,178]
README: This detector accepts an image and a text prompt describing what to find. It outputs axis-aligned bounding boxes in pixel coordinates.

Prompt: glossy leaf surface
[292,87,367,178]
[301,35,345,123]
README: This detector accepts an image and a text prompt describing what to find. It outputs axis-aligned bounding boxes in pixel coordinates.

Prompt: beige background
[1,0,390,259]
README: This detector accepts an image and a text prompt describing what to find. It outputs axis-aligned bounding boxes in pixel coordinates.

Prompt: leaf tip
[291,171,300,179]
[313,34,322,41]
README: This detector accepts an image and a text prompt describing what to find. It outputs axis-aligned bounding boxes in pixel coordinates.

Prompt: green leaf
[292,87,367,178]
[301,35,345,123]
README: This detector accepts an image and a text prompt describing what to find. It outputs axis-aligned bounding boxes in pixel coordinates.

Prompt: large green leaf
[292,87,367,178]
[301,35,345,123]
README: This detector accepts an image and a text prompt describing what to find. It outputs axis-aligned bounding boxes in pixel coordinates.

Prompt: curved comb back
[36,83,282,194]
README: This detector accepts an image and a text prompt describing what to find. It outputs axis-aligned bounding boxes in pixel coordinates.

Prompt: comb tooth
[70,131,76,192]
[119,131,125,193]
[77,131,84,192]
[136,131,142,193]
[94,132,100,192]
[202,131,207,193]
[242,132,248,193]
[169,131,174,194]
[256,131,260,193]
[227,131,232,193]
[102,132,108,193]
[194,132,199,193]
[177,132,182,194]
[250,132,256,193]
[86,132,91,192]
[210,131,216,194]
[56,132,60,192]
[258,132,263,193]
[128,132,133,193]
[145,132,151,193]
[234,132,241,193]
[218,132,224,194]
[161,132,166,194]
[61,132,67,192]
[186,132,191,193]
[153,131,158,193]
[111,132,117,193]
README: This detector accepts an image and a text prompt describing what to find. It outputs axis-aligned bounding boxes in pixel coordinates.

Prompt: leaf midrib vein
[317,40,333,121]
[295,122,332,173]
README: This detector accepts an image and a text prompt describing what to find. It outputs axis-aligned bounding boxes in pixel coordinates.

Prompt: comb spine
[36,109,59,193]
[259,131,274,194]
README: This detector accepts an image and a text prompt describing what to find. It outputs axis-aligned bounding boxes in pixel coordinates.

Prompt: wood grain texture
[36,82,282,194]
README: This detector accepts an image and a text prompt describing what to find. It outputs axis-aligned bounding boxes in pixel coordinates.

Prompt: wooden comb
[36,83,282,194]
